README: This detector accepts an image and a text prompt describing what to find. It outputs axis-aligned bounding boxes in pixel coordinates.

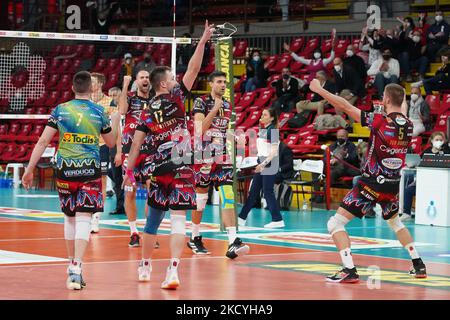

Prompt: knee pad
[170,214,186,235]
[64,216,76,240]
[196,193,209,212]
[75,213,92,241]
[143,207,165,235]
[219,185,235,209]
[387,215,405,233]
[327,214,349,236]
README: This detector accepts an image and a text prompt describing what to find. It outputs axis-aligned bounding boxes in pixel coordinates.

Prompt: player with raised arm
[123,21,215,289]
[309,78,427,283]
[22,71,120,290]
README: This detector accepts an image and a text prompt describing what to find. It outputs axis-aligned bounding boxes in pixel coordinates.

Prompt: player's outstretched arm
[22,126,58,189]
[309,79,361,123]
[118,75,132,115]
[183,20,215,91]
[401,91,408,116]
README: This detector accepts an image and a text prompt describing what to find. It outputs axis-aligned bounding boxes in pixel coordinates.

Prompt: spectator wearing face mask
[412,49,450,94]
[271,67,301,114]
[118,53,135,89]
[398,29,428,82]
[401,132,450,221]
[417,12,430,36]
[407,87,431,137]
[283,40,335,84]
[332,57,365,105]
[329,129,360,186]
[359,27,383,66]
[425,11,450,61]
[367,47,400,98]
[134,52,156,78]
[343,45,367,82]
[245,49,269,92]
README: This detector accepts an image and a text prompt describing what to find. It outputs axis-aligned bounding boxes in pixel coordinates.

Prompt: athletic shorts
[100,145,110,175]
[56,178,103,217]
[341,180,399,220]
[147,166,196,211]
[121,153,146,183]
[194,163,233,189]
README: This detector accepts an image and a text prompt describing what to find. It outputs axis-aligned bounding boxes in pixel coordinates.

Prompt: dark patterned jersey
[122,93,151,153]
[136,83,191,176]
[360,111,413,192]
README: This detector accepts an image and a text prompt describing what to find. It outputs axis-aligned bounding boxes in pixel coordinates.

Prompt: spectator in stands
[413,49,450,94]
[425,11,450,61]
[399,29,428,82]
[118,53,135,89]
[244,49,269,92]
[329,129,360,185]
[296,71,336,115]
[407,86,431,137]
[271,67,300,114]
[359,27,383,66]
[283,39,335,84]
[279,0,290,22]
[275,141,294,184]
[238,108,284,228]
[417,12,430,36]
[344,44,367,82]
[367,47,400,99]
[134,52,156,78]
[86,0,119,34]
[396,17,415,39]
[401,132,450,221]
[107,87,125,215]
[381,28,401,58]
[332,57,364,105]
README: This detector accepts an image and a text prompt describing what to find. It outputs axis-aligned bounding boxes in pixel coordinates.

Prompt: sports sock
[339,248,355,269]
[226,227,237,244]
[405,242,420,259]
[192,223,200,238]
[170,258,180,270]
[129,221,138,234]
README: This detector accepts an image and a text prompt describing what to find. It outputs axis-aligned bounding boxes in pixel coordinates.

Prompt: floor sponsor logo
[0,207,63,218]
[0,250,66,264]
[246,261,450,290]
[239,232,434,249]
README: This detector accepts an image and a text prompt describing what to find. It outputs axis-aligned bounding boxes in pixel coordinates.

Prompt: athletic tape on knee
[64,216,76,241]
[196,193,209,212]
[143,207,165,235]
[387,215,405,233]
[75,213,92,241]
[327,214,350,236]
[219,185,235,209]
[170,214,186,235]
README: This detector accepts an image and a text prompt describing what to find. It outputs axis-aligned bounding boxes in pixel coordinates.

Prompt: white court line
[0,235,133,242]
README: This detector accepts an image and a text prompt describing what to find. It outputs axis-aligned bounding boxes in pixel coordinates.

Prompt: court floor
[0,189,449,300]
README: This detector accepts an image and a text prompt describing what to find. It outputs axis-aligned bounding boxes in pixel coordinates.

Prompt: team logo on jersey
[151,100,161,110]
[395,116,407,125]
[199,165,212,174]
[376,175,386,184]
[62,133,97,145]
[381,158,403,170]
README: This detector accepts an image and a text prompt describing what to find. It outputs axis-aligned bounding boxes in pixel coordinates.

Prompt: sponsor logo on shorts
[62,133,97,145]
[376,175,385,184]
[381,158,403,170]
[56,181,69,188]
[64,169,96,177]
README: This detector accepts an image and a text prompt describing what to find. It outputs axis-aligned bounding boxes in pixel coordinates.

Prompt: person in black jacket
[343,45,367,83]
[329,129,360,185]
[425,11,450,61]
[271,67,300,114]
[398,29,429,82]
[275,141,294,184]
[244,49,269,92]
[332,57,365,105]
[412,49,450,94]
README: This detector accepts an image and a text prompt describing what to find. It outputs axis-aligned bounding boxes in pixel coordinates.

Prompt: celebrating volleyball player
[309,79,427,283]
[123,20,214,289]
[22,71,120,290]
[118,70,152,247]
[188,70,250,258]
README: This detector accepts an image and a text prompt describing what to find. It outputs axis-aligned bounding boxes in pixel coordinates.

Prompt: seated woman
[407,86,431,137]
[401,131,450,221]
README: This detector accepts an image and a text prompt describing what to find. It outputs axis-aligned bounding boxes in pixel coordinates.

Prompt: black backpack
[274,182,293,210]
[287,110,311,128]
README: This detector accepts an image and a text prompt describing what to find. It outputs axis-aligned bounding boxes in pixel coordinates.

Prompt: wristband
[126,169,136,184]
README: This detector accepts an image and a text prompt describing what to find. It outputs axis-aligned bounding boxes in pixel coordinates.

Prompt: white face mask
[432,140,444,149]
[412,36,421,43]
[346,50,354,57]
[125,58,131,64]
[436,15,443,22]
[314,52,321,59]
[253,55,260,62]
[334,65,342,73]
[410,93,419,101]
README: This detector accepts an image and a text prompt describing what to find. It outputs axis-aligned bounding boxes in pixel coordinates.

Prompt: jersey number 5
[398,127,404,140]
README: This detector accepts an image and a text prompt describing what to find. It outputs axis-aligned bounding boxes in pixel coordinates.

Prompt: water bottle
[302,199,308,210]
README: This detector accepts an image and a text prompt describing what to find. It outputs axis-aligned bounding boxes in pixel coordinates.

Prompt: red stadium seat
[290,61,305,73]
[92,58,107,72]
[253,89,274,107]
[279,112,295,129]
[105,59,121,73]
[284,134,300,146]
[236,113,245,126]
[59,91,73,103]
[321,38,333,54]
[45,91,60,107]
[269,54,292,73]
[433,113,450,132]
[82,44,95,59]
[234,93,241,105]
[17,123,32,136]
[236,91,257,108]
[0,123,8,135]
[46,58,61,73]
[61,45,75,56]
[104,73,119,91]
[56,74,72,92]
[74,44,87,58]
[410,136,422,154]
[441,94,450,113]
[301,37,319,58]
[237,109,262,130]
[426,94,441,115]
[266,74,281,85]
[45,74,60,90]
[233,40,248,57]
[289,37,304,54]
[264,55,278,71]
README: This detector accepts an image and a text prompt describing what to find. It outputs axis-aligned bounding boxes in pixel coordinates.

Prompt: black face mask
[382,54,391,60]
[282,74,290,80]
[337,138,346,145]
[144,57,151,63]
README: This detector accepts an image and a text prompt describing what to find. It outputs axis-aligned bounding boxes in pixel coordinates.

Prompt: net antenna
[212,22,237,42]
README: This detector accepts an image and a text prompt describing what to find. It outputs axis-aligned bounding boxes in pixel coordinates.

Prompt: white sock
[405,242,420,259]
[93,212,101,221]
[226,227,237,244]
[192,223,200,238]
[170,258,180,270]
[70,258,82,273]
[129,221,138,234]
[339,248,355,269]
[141,258,151,266]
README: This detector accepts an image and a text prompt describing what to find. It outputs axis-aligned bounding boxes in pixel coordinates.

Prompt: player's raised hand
[309,79,322,94]
[123,75,132,85]
[200,20,215,43]
[283,42,291,52]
